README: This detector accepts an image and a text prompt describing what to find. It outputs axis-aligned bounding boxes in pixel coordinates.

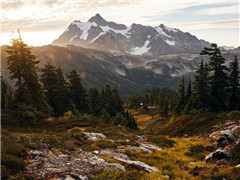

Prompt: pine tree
[192,60,209,111]
[228,56,240,110]
[200,44,228,112]
[40,63,70,116]
[67,70,88,113]
[186,79,192,102]
[175,77,185,114]
[88,88,101,116]
[6,31,50,113]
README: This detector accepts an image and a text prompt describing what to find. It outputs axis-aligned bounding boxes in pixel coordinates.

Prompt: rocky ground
[205,120,240,165]
[25,134,161,180]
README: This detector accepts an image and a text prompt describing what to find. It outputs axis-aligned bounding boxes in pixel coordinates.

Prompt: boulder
[205,149,232,163]
[216,130,237,147]
[29,150,44,157]
[114,157,159,172]
[83,132,106,141]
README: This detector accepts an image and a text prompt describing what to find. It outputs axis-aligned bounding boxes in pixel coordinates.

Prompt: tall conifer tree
[228,56,240,110]
[6,31,50,113]
[200,44,228,112]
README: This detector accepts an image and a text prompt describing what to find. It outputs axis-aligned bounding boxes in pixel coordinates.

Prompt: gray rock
[113,157,159,172]
[29,150,44,157]
[82,132,106,141]
[205,149,233,163]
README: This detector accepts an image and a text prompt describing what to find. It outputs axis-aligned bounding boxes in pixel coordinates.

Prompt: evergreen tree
[161,98,169,117]
[88,88,101,116]
[175,77,185,114]
[67,70,88,113]
[186,79,192,102]
[112,88,124,114]
[228,56,240,110]
[40,63,69,116]
[6,31,50,113]
[200,44,228,112]
[192,60,209,111]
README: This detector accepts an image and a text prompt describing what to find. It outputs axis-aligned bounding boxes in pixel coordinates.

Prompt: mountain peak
[88,13,107,26]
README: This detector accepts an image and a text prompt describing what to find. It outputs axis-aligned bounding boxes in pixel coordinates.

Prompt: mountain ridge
[52,14,211,56]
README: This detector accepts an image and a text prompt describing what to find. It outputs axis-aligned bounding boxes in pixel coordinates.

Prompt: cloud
[195,4,239,15]
[168,19,239,31]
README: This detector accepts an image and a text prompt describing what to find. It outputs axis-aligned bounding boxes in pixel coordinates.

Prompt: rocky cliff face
[52,14,211,56]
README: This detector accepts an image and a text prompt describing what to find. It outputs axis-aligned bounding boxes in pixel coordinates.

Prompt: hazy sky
[1,0,239,47]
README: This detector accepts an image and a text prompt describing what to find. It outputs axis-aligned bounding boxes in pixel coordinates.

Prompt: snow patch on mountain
[171,64,194,77]
[164,26,178,33]
[91,32,106,43]
[165,40,175,46]
[100,25,130,38]
[115,68,126,76]
[69,35,77,42]
[72,21,97,40]
[128,40,150,55]
[155,26,171,38]
[153,68,163,75]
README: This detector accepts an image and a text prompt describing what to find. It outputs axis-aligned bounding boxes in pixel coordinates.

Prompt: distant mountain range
[52,14,211,56]
[1,14,239,98]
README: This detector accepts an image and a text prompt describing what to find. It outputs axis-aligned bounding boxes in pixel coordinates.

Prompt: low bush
[231,143,240,164]
[94,139,117,149]
[185,145,205,160]
[205,145,215,152]
[1,154,26,171]
[147,135,176,148]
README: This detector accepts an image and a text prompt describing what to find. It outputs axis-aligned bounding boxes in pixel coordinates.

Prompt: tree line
[128,44,239,116]
[1,31,137,129]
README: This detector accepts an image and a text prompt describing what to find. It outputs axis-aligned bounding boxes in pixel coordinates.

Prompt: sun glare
[0,31,62,46]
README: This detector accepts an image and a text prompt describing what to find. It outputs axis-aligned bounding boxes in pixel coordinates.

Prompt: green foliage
[62,111,78,121]
[111,112,128,126]
[100,108,111,124]
[15,102,44,120]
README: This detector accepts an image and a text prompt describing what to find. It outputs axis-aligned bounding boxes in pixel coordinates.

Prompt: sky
[0,0,239,47]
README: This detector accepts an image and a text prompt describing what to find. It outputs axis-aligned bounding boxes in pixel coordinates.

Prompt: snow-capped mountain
[52,14,210,56]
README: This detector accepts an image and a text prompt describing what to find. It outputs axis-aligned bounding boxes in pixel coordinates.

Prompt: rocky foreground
[25,134,161,180]
[23,119,240,180]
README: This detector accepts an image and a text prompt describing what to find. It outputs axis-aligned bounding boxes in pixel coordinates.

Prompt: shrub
[1,166,10,179]
[16,103,43,120]
[2,154,26,171]
[205,145,215,152]
[189,145,204,153]
[226,110,240,120]
[62,111,79,121]
[88,169,143,180]
[231,143,240,164]
[94,139,117,149]
[185,145,205,160]
[211,173,231,180]
[147,135,176,148]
